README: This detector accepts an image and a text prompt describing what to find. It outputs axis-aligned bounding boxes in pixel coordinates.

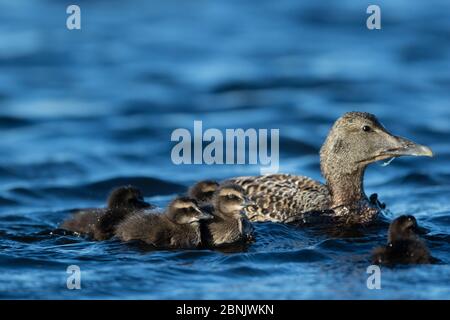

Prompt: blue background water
[0,0,449,299]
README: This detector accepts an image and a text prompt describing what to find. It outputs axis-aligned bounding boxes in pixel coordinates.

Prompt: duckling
[202,183,254,247]
[188,180,219,206]
[60,185,152,240]
[372,215,433,265]
[115,196,213,249]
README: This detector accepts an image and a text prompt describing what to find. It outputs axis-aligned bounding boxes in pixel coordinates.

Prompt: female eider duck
[60,185,152,240]
[114,197,213,249]
[200,183,254,247]
[372,215,434,265]
[228,112,433,224]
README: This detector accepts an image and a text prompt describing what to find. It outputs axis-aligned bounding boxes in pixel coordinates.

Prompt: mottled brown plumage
[372,215,433,265]
[115,196,213,249]
[228,112,433,224]
[60,185,152,240]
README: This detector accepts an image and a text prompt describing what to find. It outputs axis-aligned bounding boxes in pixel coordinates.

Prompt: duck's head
[188,180,220,205]
[320,112,433,180]
[213,183,253,218]
[107,185,152,209]
[388,215,424,243]
[167,196,213,225]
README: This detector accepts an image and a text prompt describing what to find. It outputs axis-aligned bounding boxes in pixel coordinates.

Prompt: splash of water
[380,157,395,167]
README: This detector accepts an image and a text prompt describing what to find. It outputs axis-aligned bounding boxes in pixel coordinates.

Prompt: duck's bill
[198,212,214,220]
[133,199,153,209]
[382,136,433,158]
[415,225,429,235]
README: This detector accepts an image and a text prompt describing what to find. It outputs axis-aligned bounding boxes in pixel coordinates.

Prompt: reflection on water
[0,0,449,299]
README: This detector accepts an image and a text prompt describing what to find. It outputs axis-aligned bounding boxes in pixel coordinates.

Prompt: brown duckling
[372,215,433,265]
[115,196,213,249]
[201,183,254,247]
[60,185,152,240]
[188,180,219,206]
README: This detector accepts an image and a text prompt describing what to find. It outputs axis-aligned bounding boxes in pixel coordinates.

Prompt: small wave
[224,266,269,277]
[0,161,85,181]
[0,195,19,206]
[402,173,441,185]
[8,176,187,203]
[110,127,161,141]
[0,166,19,181]
[279,137,318,156]
[252,249,329,264]
[170,250,217,260]
[428,215,450,227]
[385,172,440,186]
[400,41,446,63]
[8,187,41,199]
[210,77,357,94]
[0,116,34,129]
[82,176,187,196]
[316,238,375,252]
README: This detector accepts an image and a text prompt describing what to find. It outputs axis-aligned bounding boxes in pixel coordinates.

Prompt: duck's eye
[362,125,372,132]
[180,207,189,214]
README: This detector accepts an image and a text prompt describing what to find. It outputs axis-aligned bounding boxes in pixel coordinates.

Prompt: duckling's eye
[362,125,372,132]
[180,208,189,214]
[227,195,237,200]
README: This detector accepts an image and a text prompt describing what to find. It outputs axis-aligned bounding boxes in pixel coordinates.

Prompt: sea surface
[0,0,449,299]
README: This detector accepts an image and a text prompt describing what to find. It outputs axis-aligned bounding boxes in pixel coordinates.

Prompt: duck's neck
[324,167,367,208]
[214,211,238,223]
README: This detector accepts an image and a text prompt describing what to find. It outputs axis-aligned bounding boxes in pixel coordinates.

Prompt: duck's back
[115,213,171,246]
[227,174,330,222]
[116,213,202,249]
[60,209,105,238]
[372,240,432,265]
[96,208,137,239]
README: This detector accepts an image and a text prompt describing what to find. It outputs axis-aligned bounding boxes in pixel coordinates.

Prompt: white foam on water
[381,157,395,167]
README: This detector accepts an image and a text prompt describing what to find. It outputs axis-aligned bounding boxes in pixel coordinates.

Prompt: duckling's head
[107,185,151,209]
[188,180,219,205]
[320,112,433,178]
[213,184,252,218]
[388,215,421,243]
[166,196,213,225]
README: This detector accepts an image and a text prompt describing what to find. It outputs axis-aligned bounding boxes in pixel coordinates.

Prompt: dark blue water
[0,0,449,299]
